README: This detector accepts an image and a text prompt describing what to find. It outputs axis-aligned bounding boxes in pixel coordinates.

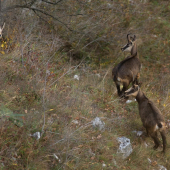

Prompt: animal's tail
[158,122,162,128]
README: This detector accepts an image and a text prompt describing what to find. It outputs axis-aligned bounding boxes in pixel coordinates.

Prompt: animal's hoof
[153,145,159,150]
[161,150,165,154]
[119,92,126,98]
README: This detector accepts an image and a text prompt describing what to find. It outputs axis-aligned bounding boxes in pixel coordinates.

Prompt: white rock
[72,120,79,125]
[117,137,133,159]
[31,132,41,140]
[126,99,136,104]
[92,117,105,131]
[96,73,100,78]
[46,70,50,76]
[74,75,79,80]
[152,34,157,38]
[158,165,167,170]
[102,163,106,167]
[132,130,143,136]
[137,131,143,136]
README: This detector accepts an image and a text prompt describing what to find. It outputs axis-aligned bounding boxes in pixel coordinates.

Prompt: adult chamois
[112,34,141,97]
[124,84,167,153]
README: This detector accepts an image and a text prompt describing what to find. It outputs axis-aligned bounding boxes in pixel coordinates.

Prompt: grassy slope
[0,0,170,169]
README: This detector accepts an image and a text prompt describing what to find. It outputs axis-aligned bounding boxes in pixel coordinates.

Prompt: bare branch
[42,0,63,5]
[2,4,73,31]
[30,7,73,31]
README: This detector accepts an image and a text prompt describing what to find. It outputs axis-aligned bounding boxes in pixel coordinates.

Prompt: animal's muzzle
[121,46,127,52]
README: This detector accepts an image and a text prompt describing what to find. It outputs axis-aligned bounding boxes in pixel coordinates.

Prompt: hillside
[0,0,170,169]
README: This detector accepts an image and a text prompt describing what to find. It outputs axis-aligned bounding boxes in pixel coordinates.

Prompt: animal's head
[121,34,136,52]
[0,23,5,39]
[124,84,139,97]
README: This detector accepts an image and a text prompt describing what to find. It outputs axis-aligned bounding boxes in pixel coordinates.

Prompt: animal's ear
[138,82,142,88]
[133,35,136,41]
[133,84,139,91]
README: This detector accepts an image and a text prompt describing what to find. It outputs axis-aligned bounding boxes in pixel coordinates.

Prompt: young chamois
[112,34,141,97]
[124,85,167,152]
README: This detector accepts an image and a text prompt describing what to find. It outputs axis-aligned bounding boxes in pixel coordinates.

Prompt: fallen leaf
[91,156,95,160]
[151,161,157,166]
[97,134,102,139]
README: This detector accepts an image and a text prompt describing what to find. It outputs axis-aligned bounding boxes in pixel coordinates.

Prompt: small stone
[31,132,41,140]
[92,117,105,131]
[158,165,167,170]
[74,75,79,80]
[72,120,79,125]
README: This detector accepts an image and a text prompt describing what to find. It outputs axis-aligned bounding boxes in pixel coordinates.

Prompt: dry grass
[0,51,169,169]
[0,0,170,169]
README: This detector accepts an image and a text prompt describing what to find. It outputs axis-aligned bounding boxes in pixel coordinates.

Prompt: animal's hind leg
[116,83,121,96]
[122,82,129,93]
[134,73,140,85]
[150,131,160,150]
[119,82,129,98]
[160,130,167,152]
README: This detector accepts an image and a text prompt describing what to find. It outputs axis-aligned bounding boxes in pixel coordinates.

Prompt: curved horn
[133,35,136,41]
[127,34,131,42]
[1,23,5,30]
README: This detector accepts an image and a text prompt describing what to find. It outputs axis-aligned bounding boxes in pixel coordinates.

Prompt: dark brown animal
[112,34,141,97]
[124,85,167,152]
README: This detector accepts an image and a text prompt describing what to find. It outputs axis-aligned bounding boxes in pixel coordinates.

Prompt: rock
[148,158,167,170]
[132,130,143,136]
[72,120,79,125]
[117,137,133,159]
[126,99,136,104]
[74,75,79,80]
[31,132,41,140]
[92,117,105,131]
[158,165,167,170]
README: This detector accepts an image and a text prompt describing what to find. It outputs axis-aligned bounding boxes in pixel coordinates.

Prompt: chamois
[0,23,5,39]
[112,34,141,97]
[124,85,167,152]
